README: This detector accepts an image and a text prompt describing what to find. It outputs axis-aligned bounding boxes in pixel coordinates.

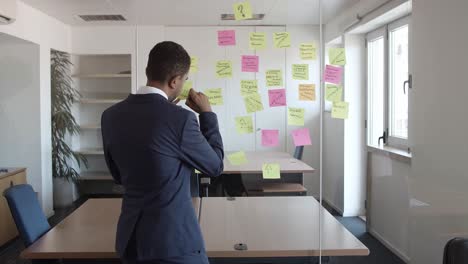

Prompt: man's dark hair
[146,41,191,83]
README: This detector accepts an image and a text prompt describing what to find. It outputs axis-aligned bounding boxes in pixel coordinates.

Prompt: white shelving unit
[71,54,132,185]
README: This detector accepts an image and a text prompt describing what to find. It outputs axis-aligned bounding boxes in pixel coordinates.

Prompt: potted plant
[51,49,87,208]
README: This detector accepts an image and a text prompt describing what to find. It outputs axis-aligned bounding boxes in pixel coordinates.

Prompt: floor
[0,197,405,264]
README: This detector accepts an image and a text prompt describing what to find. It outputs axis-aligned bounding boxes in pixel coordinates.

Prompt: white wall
[409,0,468,263]
[0,0,71,216]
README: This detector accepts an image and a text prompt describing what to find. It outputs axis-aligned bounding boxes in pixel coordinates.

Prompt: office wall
[0,0,71,216]
[409,0,468,263]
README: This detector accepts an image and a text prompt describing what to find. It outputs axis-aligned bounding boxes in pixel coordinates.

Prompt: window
[367,16,411,149]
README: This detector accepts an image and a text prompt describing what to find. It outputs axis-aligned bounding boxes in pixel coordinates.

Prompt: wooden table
[21,198,201,259]
[200,197,369,258]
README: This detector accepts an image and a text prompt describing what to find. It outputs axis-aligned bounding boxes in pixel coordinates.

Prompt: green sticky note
[244,93,264,113]
[233,1,253,20]
[178,81,192,100]
[288,107,305,126]
[273,32,291,48]
[300,42,317,60]
[266,69,283,87]
[235,116,254,134]
[332,101,349,119]
[194,169,201,174]
[190,57,198,73]
[216,60,232,78]
[292,64,309,80]
[205,88,223,105]
[227,151,248,166]
[241,80,258,96]
[262,163,281,179]
[325,84,343,102]
[249,32,266,50]
[329,48,346,66]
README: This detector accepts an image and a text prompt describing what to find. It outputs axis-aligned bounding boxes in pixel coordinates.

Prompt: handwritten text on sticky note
[329,48,346,66]
[228,151,248,165]
[325,84,342,102]
[261,129,279,147]
[268,89,286,107]
[242,55,259,72]
[292,64,309,80]
[244,93,264,113]
[332,101,349,119]
[262,163,281,179]
[288,107,305,126]
[240,80,258,96]
[299,84,316,101]
[324,65,343,84]
[218,30,236,46]
[235,116,254,134]
[233,1,253,20]
[291,127,312,146]
[300,42,317,60]
[273,32,291,48]
[266,69,283,86]
[216,60,232,78]
[249,32,266,50]
[205,88,223,105]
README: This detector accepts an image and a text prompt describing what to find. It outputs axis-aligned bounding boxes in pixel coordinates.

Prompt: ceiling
[20,0,360,26]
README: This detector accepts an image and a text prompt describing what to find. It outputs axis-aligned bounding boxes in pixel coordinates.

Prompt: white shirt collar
[136,86,168,100]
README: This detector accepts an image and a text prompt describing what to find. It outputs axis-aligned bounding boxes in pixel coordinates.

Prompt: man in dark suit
[101,41,224,264]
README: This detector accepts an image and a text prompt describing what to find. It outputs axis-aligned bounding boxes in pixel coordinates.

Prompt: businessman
[101,41,224,264]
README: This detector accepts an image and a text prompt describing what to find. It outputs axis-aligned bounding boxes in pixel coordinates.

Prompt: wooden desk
[200,197,369,258]
[21,198,201,259]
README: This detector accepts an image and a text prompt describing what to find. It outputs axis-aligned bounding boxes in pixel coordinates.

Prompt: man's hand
[185,88,212,113]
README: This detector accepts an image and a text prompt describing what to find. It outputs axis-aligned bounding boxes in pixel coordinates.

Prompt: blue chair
[3,184,51,247]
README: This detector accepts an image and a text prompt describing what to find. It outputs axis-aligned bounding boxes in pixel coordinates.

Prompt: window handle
[378,131,387,145]
[403,74,412,94]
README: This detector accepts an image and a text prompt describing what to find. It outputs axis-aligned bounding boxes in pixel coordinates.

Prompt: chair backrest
[3,184,51,247]
[444,238,468,264]
[293,146,304,160]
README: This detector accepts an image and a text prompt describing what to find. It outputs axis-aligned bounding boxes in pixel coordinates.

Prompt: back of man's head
[146,41,191,83]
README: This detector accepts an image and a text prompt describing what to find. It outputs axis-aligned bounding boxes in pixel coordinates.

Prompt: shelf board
[72,74,131,79]
[79,172,112,180]
[75,148,104,155]
[80,124,101,130]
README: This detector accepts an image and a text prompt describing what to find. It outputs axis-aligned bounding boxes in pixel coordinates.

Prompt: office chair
[443,237,468,264]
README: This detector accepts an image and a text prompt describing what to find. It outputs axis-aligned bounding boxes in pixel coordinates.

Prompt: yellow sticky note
[194,169,201,174]
[332,101,349,119]
[266,70,283,87]
[205,88,223,105]
[273,32,291,48]
[190,57,198,73]
[216,60,232,78]
[249,32,266,50]
[299,84,316,101]
[288,107,305,126]
[325,84,343,102]
[300,42,317,60]
[262,163,281,179]
[240,80,258,96]
[178,81,192,100]
[227,151,248,166]
[292,64,309,80]
[244,93,264,113]
[233,1,253,20]
[235,116,254,134]
[329,48,346,66]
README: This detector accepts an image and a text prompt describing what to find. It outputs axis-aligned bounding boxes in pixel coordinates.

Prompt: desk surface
[223,151,315,174]
[200,197,369,257]
[21,198,201,259]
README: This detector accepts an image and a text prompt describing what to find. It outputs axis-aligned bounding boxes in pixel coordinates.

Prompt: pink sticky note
[291,128,312,146]
[268,89,287,107]
[242,55,259,72]
[262,130,279,147]
[323,65,343,84]
[218,30,236,46]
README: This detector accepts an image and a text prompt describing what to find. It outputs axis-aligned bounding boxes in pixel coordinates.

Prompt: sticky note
[235,116,254,134]
[299,84,316,101]
[292,64,309,80]
[242,55,259,72]
[233,1,253,20]
[329,48,346,66]
[244,93,264,113]
[228,151,248,166]
[262,163,281,179]
[288,107,305,126]
[266,69,283,87]
[216,60,232,78]
[268,89,286,107]
[261,129,279,147]
[249,32,266,50]
[325,84,342,102]
[332,101,349,119]
[218,30,236,46]
[273,32,291,48]
[240,80,258,96]
[324,65,343,84]
[194,169,201,174]
[178,81,192,100]
[291,128,312,146]
[300,42,317,60]
[190,57,198,73]
[205,88,223,105]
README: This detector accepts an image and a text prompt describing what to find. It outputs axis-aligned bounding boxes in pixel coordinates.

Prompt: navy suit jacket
[101,93,224,260]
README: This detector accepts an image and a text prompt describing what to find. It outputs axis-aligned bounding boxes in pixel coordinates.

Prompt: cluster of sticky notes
[244,93,264,113]
[235,116,254,134]
[205,88,224,106]
[218,30,236,46]
[273,32,291,48]
[261,129,279,147]
[240,80,258,96]
[292,64,309,80]
[233,1,253,21]
[216,60,233,78]
[324,47,349,119]
[178,81,192,100]
[242,55,259,72]
[249,32,266,50]
[266,69,283,87]
[300,43,317,60]
[299,84,316,101]
[190,57,198,73]
[288,107,305,126]
[291,127,312,146]
[325,84,342,102]
[268,89,286,107]
[228,151,248,165]
[262,163,280,179]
